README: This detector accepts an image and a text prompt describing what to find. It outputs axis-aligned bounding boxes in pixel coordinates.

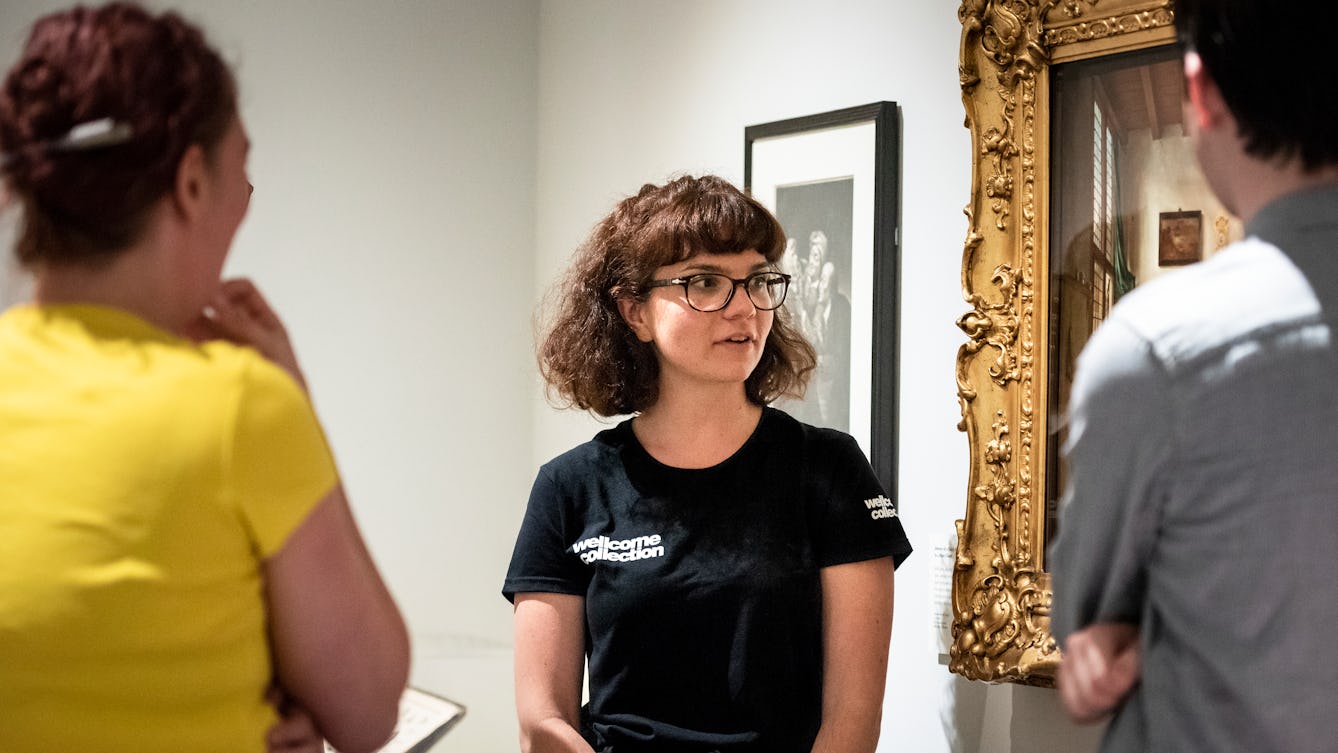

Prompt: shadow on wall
[1011,685,1104,753]
[0,262,31,310]
[941,675,990,753]
[941,676,1105,753]
[0,208,28,308]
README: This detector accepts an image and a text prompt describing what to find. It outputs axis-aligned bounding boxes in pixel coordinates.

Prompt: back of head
[0,2,236,266]
[1174,0,1338,170]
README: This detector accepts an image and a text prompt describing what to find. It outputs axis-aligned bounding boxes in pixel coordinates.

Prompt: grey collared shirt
[1051,184,1338,753]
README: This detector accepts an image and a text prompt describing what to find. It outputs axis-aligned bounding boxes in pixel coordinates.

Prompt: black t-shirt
[503,408,912,753]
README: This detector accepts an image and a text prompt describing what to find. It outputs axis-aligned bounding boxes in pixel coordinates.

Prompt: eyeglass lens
[687,273,788,312]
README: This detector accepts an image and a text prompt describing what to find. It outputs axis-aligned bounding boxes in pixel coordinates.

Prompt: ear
[616,295,655,343]
[1183,51,1229,132]
[172,143,209,222]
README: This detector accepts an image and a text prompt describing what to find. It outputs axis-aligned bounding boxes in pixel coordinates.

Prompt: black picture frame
[744,101,901,498]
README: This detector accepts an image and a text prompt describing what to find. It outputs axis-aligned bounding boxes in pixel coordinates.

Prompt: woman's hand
[266,687,326,753]
[187,278,308,390]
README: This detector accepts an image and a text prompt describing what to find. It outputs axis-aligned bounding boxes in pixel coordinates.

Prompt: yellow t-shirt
[0,304,338,753]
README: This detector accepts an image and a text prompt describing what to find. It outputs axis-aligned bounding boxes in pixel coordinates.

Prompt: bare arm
[1058,622,1141,724]
[193,277,408,749]
[513,593,595,753]
[265,485,411,753]
[810,557,896,753]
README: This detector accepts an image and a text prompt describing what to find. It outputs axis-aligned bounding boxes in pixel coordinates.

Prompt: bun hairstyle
[0,2,237,266]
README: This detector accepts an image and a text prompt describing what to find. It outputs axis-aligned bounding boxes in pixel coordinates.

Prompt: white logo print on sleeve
[864,495,898,520]
[570,534,666,564]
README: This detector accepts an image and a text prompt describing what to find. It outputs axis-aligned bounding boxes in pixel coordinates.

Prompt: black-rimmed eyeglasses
[643,271,790,312]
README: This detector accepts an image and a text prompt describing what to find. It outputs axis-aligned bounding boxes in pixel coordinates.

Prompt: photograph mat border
[749,123,876,452]
[743,101,900,498]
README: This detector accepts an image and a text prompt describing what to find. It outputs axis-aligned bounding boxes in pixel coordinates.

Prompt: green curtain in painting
[1111,146,1136,299]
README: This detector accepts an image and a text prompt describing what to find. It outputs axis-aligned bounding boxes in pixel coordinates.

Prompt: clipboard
[325,686,466,753]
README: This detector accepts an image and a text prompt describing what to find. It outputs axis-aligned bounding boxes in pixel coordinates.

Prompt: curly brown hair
[539,174,817,417]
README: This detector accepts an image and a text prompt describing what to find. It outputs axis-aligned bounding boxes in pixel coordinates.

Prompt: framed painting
[744,101,901,496]
[953,0,1184,685]
[1158,210,1203,265]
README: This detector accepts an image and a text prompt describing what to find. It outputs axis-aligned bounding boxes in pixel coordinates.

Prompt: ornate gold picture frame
[950,0,1177,686]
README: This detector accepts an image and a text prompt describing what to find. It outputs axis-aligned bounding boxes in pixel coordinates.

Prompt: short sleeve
[502,466,592,603]
[228,356,338,558]
[809,431,913,569]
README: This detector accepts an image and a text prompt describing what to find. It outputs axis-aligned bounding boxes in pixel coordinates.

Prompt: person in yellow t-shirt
[0,5,409,753]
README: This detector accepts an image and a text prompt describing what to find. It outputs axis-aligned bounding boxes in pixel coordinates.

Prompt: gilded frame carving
[950,0,1176,686]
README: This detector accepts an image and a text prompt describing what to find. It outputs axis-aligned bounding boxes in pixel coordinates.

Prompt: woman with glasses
[0,5,407,752]
[505,175,912,753]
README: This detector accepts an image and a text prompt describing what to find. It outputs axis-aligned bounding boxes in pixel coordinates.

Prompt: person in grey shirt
[1050,1,1338,751]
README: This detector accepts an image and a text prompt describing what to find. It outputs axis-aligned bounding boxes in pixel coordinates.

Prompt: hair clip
[49,118,134,152]
[0,118,133,172]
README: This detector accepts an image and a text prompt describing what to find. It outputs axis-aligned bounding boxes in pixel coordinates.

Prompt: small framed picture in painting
[1158,210,1203,266]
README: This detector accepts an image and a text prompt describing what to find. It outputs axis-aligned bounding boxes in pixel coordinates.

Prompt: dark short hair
[538,174,817,417]
[1174,0,1338,170]
[0,2,237,266]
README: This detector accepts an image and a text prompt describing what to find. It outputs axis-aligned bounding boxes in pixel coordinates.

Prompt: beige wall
[0,2,539,750]
[0,2,1116,751]
[1123,125,1244,285]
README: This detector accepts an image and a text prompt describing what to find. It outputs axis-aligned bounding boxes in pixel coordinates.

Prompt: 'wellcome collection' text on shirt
[571,534,666,564]
[865,495,898,520]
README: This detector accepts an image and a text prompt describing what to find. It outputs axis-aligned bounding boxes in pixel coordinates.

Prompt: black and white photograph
[744,102,901,493]
[775,179,855,431]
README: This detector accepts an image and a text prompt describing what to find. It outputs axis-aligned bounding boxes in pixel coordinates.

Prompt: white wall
[0,2,538,751]
[533,2,1104,753]
[0,1,1114,751]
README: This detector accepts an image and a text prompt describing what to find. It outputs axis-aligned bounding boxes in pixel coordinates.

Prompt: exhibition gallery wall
[0,2,1196,751]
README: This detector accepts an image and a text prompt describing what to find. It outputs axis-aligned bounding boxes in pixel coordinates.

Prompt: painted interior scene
[1044,44,1244,534]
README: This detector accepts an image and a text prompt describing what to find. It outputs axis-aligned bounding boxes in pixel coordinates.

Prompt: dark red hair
[0,2,237,265]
